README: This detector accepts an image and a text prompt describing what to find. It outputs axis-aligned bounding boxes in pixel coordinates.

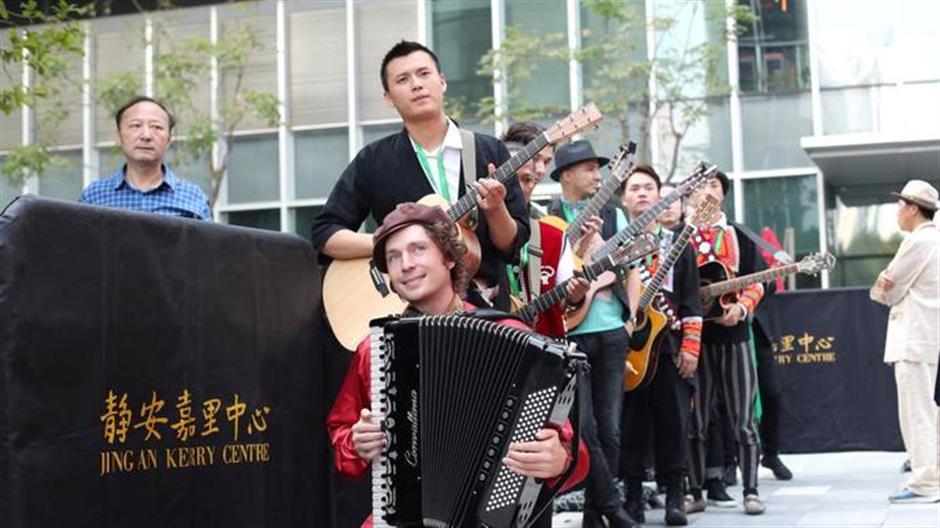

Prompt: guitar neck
[637,225,693,312]
[447,134,550,222]
[595,191,680,260]
[701,262,801,299]
[517,252,617,323]
[565,156,633,245]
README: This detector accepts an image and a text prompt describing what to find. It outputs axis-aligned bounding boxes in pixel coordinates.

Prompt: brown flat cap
[372,202,453,273]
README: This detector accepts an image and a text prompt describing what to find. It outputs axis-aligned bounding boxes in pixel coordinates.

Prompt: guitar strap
[459,128,479,229]
[732,221,793,264]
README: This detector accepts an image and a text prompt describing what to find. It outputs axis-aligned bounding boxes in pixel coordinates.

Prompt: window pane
[743,175,819,257]
[226,209,280,231]
[814,0,940,87]
[655,97,732,182]
[220,3,277,131]
[431,0,491,118]
[227,135,279,204]
[357,0,419,121]
[290,2,348,126]
[38,150,83,200]
[827,188,902,287]
[504,0,569,114]
[295,128,349,200]
[165,144,213,199]
[94,18,146,143]
[740,92,812,170]
[737,0,810,94]
[293,205,322,240]
[152,7,211,118]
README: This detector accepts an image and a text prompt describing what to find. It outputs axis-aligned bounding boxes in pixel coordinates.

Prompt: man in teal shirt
[547,140,638,528]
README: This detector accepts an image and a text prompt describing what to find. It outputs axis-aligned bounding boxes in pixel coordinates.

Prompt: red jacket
[326,304,590,527]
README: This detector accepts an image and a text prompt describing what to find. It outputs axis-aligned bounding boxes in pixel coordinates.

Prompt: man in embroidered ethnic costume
[685,171,768,516]
[326,202,589,528]
[619,165,703,526]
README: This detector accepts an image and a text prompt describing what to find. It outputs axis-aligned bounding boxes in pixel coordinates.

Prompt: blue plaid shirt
[79,165,213,220]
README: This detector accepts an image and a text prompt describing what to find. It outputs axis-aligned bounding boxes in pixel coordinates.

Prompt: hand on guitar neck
[714,302,748,327]
[473,164,517,256]
[572,215,604,262]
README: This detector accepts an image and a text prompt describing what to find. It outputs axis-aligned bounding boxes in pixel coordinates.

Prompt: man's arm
[325,340,373,479]
[310,153,373,260]
[871,235,934,306]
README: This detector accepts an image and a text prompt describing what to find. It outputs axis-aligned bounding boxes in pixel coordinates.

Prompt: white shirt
[409,118,463,204]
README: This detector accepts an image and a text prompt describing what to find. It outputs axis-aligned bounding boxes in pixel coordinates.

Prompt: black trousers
[754,324,782,457]
[688,339,761,492]
[620,349,692,486]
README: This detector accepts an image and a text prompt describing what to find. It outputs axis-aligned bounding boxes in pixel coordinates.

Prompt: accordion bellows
[369,315,582,528]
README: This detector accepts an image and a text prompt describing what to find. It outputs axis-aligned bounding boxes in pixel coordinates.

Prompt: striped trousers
[688,339,762,492]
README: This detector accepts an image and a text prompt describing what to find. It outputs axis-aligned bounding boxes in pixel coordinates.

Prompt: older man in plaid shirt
[79,95,212,220]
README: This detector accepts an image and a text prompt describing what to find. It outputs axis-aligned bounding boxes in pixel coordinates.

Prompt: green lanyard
[412,139,451,203]
[506,242,530,299]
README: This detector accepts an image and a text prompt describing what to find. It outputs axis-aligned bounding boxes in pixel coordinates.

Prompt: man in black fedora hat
[547,139,639,527]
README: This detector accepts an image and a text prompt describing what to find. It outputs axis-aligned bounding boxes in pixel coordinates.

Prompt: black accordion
[370,314,584,528]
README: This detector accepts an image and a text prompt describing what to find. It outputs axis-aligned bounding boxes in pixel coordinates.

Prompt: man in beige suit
[870,179,940,504]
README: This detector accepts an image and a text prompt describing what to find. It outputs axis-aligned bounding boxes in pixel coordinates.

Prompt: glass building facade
[2,0,938,289]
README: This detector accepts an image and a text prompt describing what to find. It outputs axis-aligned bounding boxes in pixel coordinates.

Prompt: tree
[470,0,756,182]
[1,0,89,188]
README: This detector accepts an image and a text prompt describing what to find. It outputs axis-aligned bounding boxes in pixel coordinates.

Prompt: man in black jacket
[619,165,702,526]
[310,40,529,310]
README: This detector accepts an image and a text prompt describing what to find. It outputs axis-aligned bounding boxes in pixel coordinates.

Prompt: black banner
[0,196,329,527]
[760,287,903,453]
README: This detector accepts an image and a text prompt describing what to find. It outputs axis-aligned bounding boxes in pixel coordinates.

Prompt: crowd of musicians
[76,37,938,527]
[309,40,798,528]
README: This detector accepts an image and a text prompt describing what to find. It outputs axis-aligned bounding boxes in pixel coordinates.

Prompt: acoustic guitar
[699,252,836,320]
[322,103,604,351]
[564,162,718,330]
[624,195,721,392]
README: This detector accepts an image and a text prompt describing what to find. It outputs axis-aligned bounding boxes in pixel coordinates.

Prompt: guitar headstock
[797,252,837,275]
[544,102,604,144]
[676,162,719,197]
[613,232,658,265]
[690,194,721,226]
[608,141,638,180]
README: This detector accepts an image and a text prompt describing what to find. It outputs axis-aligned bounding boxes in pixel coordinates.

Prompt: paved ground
[553,451,939,527]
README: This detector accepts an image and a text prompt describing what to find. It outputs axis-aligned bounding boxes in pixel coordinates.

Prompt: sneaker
[665,489,689,526]
[684,493,706,514]
[888,488,940,504]
[705,479,736,508]
[744,493,766,515]
[761,455,793,481]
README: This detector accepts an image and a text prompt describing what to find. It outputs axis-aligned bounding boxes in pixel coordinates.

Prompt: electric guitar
[322,103,604,351]
[699,252,836,320]
[624,195,721,392]
[515,233,659,330]
[564,162,718,330]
